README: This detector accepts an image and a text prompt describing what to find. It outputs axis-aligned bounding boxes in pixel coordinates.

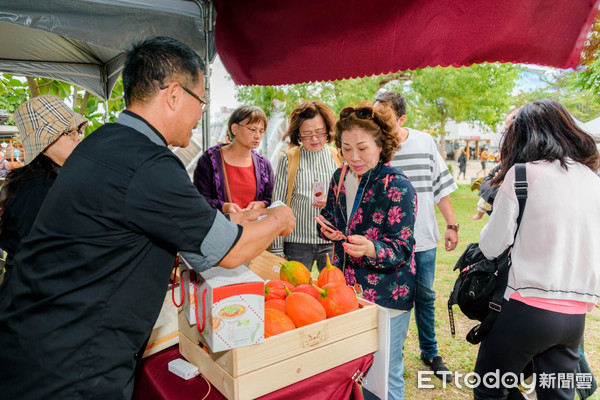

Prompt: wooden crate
[178,297,378,400]
[246,250,284,281]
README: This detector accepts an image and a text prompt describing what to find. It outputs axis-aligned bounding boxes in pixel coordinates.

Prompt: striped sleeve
[390,134,457,204]
[431,147,458,203]
[269,153,288,256]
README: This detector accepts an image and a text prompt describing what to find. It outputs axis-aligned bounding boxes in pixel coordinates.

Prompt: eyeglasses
[237,123,266,136]
[160,83,209,112]
[63,125,86,140]
[340,107,375,120]
[299,131,327,140]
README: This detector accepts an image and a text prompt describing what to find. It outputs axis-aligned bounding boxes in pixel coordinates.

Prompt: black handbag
[448,163,527,344]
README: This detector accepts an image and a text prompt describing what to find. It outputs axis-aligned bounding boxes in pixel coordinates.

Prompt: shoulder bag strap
[285,145,341,206]
[220,149,233,204]
[492,163,528,272]
[285,146,301,206]
[513,163,528,227]
[467,163,528,344]
[334,163,348,203]
[328,145,342,167]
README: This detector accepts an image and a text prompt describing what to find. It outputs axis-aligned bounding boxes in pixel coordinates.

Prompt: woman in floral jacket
[318,103,417,400]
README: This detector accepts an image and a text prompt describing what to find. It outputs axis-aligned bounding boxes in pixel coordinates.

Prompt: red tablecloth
[133,345,373,400]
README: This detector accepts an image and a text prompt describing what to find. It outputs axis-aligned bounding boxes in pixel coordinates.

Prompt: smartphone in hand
[314,216,347,240]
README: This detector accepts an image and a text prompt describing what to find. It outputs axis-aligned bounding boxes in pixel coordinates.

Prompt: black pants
[474,299,585,400]
[283,242,332,272]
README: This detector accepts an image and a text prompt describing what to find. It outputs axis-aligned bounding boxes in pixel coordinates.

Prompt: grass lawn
[399,184,600,400]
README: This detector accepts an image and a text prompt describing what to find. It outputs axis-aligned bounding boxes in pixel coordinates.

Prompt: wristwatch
[447,224,460,232]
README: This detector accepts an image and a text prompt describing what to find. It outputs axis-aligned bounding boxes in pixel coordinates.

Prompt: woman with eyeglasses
[269,101,341,271]
[0,95,87,286]
[318,103,417,400]
[194,105,274,214]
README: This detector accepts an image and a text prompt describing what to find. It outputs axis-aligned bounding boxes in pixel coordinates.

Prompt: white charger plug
[168,358,200,380]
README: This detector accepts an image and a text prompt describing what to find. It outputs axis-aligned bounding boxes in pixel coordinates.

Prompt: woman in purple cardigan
[193,105,274,213]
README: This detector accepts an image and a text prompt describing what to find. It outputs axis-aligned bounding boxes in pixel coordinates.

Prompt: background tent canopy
[0,0,217,100]
[213,0,600,86]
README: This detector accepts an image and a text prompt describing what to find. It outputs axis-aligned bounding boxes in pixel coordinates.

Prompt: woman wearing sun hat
[0,95,87,285]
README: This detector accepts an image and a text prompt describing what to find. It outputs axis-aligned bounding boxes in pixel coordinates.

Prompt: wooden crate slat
[180,326,377,400]
[178,299,377,376]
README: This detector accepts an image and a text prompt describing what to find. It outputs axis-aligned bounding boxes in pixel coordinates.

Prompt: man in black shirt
[0,37,294,400]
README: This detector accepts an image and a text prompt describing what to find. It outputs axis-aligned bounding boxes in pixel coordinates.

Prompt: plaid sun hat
[13,95,88,165]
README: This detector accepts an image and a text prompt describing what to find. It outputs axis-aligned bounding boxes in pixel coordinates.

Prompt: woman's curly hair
[334,102,400,163]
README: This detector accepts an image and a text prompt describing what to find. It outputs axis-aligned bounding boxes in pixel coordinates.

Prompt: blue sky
[515,66,555,94]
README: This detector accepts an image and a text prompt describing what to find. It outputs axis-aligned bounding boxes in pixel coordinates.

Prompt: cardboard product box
[178,251,379,400]
[180,257,265,352]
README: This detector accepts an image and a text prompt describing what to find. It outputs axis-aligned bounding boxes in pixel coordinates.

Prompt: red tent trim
[214,0,600,86]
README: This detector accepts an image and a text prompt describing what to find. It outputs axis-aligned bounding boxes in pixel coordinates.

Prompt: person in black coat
[457,148,467,180]
[0,95,87,286]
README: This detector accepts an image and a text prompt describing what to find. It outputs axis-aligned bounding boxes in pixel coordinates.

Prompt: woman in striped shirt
[270,101,341,272]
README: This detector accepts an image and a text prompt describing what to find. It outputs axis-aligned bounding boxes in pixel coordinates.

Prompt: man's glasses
[237,123,265,136]
[160,83,209,112]
[300,131,327,140]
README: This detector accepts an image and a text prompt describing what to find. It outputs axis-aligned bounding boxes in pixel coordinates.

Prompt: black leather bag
[448,163,527,344]
[449,243,511,322]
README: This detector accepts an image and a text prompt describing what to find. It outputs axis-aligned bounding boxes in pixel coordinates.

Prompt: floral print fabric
[320,161,417,310]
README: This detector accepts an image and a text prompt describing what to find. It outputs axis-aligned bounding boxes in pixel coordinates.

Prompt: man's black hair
[123,36,206,106]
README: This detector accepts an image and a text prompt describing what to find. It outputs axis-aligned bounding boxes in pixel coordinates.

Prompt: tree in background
[515,69,600,122]
[390,63,520,158]
[234,75,406,118]
[579,8,600,68]
[561,7,600,121]
[507,8,600,123]
[0,73,124,132]
[236,63,519,159]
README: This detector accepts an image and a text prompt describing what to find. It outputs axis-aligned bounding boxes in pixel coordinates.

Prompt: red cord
[194,282,200,331]
[194,283,207,332]
[171,269,186,308]
[201,289,206,332]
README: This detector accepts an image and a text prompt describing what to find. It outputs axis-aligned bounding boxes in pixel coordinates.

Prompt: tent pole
[193,0,213,153]
[104,101,109,123]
